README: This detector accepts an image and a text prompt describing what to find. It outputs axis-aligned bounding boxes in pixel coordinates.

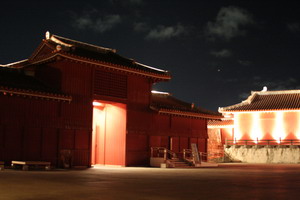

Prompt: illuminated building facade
[208,88,300,163]
[219,89,300,143]
[0,32,219,167]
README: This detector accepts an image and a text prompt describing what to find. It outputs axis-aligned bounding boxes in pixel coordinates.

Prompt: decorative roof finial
[45,31,51,40]
[261,86,267,92]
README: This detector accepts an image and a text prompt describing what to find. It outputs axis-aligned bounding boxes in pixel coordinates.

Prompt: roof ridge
[135,62,168,73]
[220,89,300,112]
[151,92,220,116]
[252,89,300,95]
[46,31,116,53]
[245,92,257,103]
[151,90,170,95]
[219,100,249,112]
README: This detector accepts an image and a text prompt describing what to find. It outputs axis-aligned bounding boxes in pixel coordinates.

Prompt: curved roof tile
[219,90,300,112]
[42,32,171,79]
[151,91,221,119]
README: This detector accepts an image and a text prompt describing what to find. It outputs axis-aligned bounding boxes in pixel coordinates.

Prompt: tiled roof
[0,67,71,102]
[207,119,234,128]
[219,89,300,112]
[35,32,170,80]
[151,91,222,119]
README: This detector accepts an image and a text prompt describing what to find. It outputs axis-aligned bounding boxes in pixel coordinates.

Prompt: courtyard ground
[1,163,300,200]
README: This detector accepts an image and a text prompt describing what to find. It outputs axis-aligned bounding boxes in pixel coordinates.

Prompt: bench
[0,161,4,170]
[11,161,51,171]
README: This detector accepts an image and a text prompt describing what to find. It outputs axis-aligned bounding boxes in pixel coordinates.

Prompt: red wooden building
[0,32,219,167]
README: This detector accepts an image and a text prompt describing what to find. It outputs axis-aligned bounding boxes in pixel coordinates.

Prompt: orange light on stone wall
[294,112,300,139]
[250,112,262,143]
[233,114,242,140]
[230,110,300,143]
[297,113,300,139]
[273,111,286,143]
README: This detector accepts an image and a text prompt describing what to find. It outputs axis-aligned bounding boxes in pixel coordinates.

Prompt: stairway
[151,146,218,168]
[167,158,193,168]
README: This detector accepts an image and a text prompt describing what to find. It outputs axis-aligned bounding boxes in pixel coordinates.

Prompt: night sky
[1,0,300,111]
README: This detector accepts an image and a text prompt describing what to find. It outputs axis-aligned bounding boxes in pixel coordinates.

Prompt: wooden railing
[226,138,300,146]
[183,149,222,162]
[150,147,177,160]
[151,147,222,164]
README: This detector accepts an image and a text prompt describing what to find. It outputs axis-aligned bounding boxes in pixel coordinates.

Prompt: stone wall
[225,145,300,163]
[207,129,224,161]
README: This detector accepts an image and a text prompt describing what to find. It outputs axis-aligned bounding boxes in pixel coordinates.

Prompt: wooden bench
[0,161,4,170]
[11,161,51,171]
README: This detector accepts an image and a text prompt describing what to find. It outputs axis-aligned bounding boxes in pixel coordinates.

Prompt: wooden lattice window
[94,69,127,98]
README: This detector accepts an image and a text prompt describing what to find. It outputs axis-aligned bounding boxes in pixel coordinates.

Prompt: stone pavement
[1,164,300,200]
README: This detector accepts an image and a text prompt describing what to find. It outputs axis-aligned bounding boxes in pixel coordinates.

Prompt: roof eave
[208,125,234,128]
[0,87,72,102]
[151,107,222,120]
[42,33,171,80]
[220,108,300,113]
[29,51,171,80]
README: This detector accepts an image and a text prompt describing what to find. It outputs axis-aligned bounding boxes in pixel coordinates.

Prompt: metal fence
[225,138,300,146]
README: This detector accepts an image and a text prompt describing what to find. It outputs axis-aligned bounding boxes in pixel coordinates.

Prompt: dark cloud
[238,60,251,66]
[238,77,300,100]
[133,22,150,32]
[72,9,121,33]
[255,77,300,91]
[145,24,187,40]
[210,49,232,58]
[205,6,254,41]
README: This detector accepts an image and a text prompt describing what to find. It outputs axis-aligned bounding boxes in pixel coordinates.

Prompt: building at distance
[209,88,300,163]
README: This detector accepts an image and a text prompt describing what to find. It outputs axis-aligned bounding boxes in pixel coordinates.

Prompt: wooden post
[164,149,167,160]
[150,147,153,157]
[191,143,201,166]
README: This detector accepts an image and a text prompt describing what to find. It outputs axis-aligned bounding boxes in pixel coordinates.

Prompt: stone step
[169,161,186,164]
[167,159,193,168]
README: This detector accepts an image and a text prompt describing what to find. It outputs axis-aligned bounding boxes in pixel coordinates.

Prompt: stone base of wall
[225,145,300,163]
[207,129,224,162]
[150,157,165,167]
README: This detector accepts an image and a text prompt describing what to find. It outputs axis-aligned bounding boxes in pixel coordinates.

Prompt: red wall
[42,61,92,167]
[126,111,208,166]
[0,95,60,165]
[0,60,94,167]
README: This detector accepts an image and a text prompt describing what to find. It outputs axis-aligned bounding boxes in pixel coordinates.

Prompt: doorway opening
[92,100,126,166]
